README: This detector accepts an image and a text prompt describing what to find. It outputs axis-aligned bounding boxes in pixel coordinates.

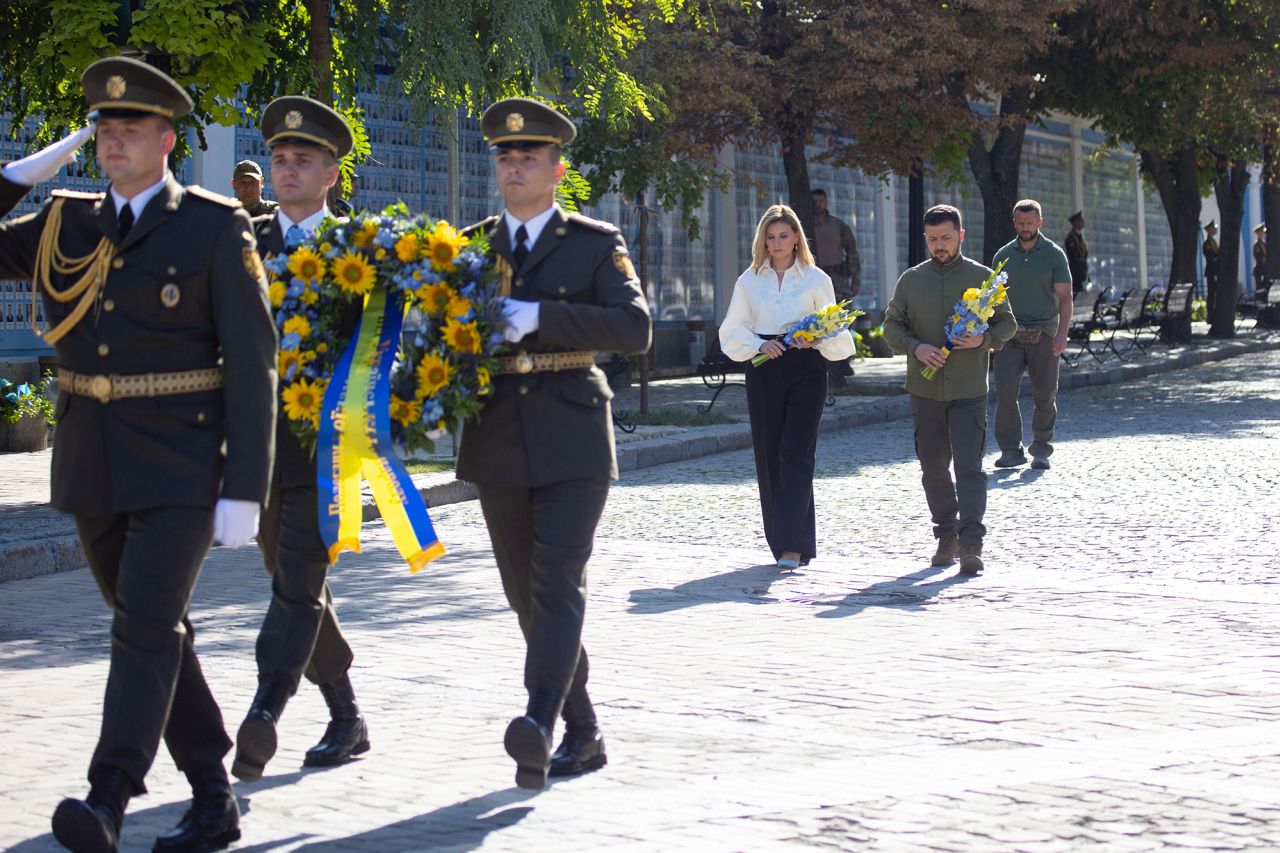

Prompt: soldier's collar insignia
[285,110,304,129]
[506,113,525,132]
[106,75,127,99]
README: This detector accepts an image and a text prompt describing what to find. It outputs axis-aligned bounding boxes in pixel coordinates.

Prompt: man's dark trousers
[75,506,232,793]
[993,331,1059,461]
[474,478,611,704]
[255,480,353,689]
[910,394,988,545]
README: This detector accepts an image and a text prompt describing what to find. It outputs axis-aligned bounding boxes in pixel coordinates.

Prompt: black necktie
[514,224,529,270]
[117,203,135,241]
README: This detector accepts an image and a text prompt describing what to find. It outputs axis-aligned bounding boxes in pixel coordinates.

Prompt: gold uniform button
[97,343,109,356]
[518,385,529,395]
[167,266,178,275]
[514,278,524,288]
[592,396,600,405]
[102,299,115,312]
[196,412,206,423]
[111,258,124,270]
[557,286,567,294]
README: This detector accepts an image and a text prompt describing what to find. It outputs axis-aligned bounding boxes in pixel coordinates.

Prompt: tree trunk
[965,85,1031,265]
[306,0,332,103]
[1143,146,1202,286]
[1264,143,1280,282]
[1210,158,1248,338]
[779,109,814,237]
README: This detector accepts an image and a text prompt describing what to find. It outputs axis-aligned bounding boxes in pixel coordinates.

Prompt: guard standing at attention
[231,96,371,783]
[1064,210,1089,295]
[0,56,276,853]
[458,98,652,789]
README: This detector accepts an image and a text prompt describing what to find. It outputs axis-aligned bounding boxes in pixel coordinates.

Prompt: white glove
[502,298,541,343]
[212,498,261,548]
[2,125,95,187]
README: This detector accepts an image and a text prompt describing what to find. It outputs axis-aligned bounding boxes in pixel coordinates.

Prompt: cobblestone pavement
[1,351,1278,851]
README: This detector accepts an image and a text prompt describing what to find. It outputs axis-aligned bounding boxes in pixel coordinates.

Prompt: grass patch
[404,459,455,475]
[623,407,737,427]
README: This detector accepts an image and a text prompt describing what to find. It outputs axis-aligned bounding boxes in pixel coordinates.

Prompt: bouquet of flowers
[919,260,1009,380]
[265,202,506,572]
[750,301,864,367]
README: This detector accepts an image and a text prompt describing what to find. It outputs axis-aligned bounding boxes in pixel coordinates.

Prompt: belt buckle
[89,374,112,403]
[514,352,534,375]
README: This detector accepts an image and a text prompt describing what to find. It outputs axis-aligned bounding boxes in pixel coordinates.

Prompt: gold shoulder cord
[31,198,116,345]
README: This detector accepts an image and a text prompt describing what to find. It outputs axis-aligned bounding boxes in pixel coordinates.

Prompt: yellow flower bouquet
[919,260,1009,380]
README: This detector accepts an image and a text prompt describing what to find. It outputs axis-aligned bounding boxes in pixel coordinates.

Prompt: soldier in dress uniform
[1202,220,1219,315]
[231,160,279,218]
[1253,223,1267,293]
[458,98,651,789]
[0,57,276,853]
[231,96,371,783]
[1064,211,1089,295]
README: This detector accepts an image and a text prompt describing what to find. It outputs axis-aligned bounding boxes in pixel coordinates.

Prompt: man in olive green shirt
[991,199,1073,471]
[884,205,1016,574]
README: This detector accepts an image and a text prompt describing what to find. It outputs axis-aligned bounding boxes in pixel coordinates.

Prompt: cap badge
[285,110,304,129]
[106,76,127,99]
[506,112,525,132]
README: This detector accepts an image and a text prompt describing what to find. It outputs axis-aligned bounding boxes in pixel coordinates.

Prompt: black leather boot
[52,765,133,853]
[231,675,291,782]
[152,765,240,853]
[549,688,607,778]
[503,687,562,790]
[304,674,371,767]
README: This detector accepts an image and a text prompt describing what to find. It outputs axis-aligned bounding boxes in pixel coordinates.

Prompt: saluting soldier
[1253,223,1268,292]
[1064,210,1089,295]
[0,57,276,853]
[458,98,651,789]
[1202,220,1220,315]
[231,96,371,783]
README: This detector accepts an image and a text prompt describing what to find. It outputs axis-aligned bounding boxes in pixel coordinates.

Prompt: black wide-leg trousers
[745,347,828,564]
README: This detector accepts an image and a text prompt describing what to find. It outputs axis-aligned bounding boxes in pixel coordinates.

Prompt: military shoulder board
[567,212,620,235]
[461,215,501,239]
[186,185,242,208]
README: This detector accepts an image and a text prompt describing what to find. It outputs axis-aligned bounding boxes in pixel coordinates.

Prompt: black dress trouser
[474,478,611,709]
[75,506,232,794]
[745,346,828,564]
[255,478,353,691]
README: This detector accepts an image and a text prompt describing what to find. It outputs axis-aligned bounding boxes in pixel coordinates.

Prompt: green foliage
[556,161,594,214]
[1,373,56,425]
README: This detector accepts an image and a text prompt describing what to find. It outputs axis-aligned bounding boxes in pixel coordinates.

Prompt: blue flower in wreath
[286,281,306,298]
[281,332,301,350]
[16,384,31,397]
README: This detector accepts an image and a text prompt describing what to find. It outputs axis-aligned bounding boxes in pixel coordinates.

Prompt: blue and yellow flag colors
[317,288,446,573]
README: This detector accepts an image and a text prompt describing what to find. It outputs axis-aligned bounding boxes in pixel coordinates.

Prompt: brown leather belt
[58,366,223,404]
[493,351,595,376]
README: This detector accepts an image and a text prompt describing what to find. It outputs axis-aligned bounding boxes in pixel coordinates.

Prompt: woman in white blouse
[719,204,856,571]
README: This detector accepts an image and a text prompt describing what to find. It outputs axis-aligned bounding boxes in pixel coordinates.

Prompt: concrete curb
[6,334,1278,583]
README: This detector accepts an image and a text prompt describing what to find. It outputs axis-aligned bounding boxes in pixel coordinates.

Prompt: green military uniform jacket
[1254,238,1268,288]
[882,254,1017,401]
[456,205,651,488]
[1064,229,1088,290]
[0,174,277,516]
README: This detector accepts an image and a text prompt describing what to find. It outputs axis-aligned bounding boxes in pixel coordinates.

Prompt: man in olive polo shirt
[992,199,1072,471]
[884,205,1016,575]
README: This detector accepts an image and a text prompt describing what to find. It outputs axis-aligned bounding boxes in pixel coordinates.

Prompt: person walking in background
[458,98,652,790]
[883,205,1015,575]
[1253,223,1268,293]
[720,204,855,572]
[992,200,1072,472]
[232,97,371,786]
[0,57,276,853]
[230,159,278,217]
[1064,211,1089,295]
[1203,220,1220,315]
[810,188,860,387]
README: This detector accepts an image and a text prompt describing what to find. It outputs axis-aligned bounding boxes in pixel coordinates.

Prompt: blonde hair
[750,204,815,274]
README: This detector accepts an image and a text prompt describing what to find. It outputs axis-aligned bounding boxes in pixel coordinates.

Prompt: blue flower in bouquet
[281,332,301,350]
[750,301,864,366]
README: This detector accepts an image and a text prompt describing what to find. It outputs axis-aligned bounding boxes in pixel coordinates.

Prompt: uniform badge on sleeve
[243,246,267,283]
[613,249,637,279]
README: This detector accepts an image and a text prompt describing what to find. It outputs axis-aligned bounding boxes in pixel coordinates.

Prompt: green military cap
[1205,219,1217,230]
[481,97,576,149]
[82,55,193,120]
[234,160,264,180]
[260,96,354,159]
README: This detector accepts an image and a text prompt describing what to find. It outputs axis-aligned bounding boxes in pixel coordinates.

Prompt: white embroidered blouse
[718,261,857,362]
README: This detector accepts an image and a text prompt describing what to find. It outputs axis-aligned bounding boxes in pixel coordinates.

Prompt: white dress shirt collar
[109,172,170,220]
[504,204,558,253]
[276,206,330,238]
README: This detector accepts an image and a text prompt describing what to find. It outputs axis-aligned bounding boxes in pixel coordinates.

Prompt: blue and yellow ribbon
[317,288,446,573]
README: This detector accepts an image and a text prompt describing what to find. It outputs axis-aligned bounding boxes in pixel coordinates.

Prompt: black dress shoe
[232,676,291,782]
[305,675,370,767]
[52,766,132,853]
[549,727,607,777]
[504,716,553,790]
[152,794,240,853]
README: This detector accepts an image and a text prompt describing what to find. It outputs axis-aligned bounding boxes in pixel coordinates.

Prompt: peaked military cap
[1068,210,1084,223]
[1205,219,1217,230]
[261,96,354,159]
[481,98,576,149]
[82,55,193,120]
[1255,222,1267,233]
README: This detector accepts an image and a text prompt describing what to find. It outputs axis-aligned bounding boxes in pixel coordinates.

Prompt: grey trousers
[910,394,988,545]
[993,330,1059,459]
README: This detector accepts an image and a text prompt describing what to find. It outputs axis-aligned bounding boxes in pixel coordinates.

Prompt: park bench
[1139,281,1195,349]
[600,355,637,433]
[695,342,836,413]
[1061,289,1109,367]
[1237,280,1280,332]
[1097,287,1149,361]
